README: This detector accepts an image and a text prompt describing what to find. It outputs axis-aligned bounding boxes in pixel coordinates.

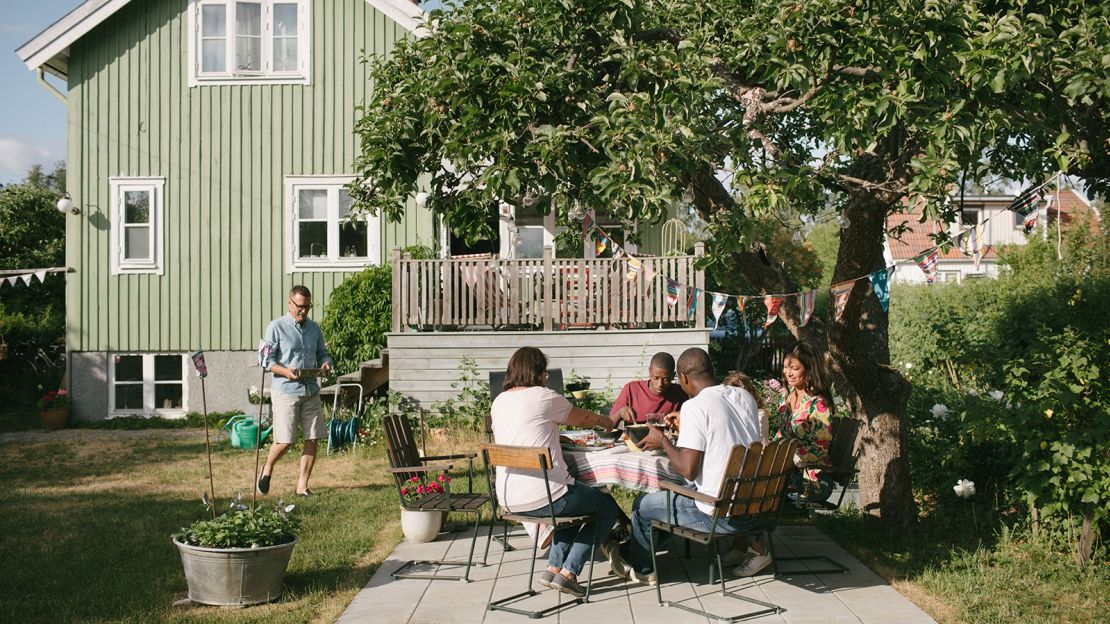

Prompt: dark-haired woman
[772,342,835,501]
[491,347,631,598]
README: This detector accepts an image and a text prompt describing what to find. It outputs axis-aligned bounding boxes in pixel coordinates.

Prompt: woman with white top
[490,347,630,598]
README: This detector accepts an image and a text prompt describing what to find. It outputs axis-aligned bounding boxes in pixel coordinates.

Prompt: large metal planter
[173,536,298,606]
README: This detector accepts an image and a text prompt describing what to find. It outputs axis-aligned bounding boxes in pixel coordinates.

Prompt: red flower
[437,474,445,482]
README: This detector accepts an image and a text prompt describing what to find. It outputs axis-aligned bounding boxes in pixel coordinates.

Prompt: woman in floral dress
[772,342,835,501]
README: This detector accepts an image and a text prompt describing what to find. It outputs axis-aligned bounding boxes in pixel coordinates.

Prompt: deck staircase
[320,350,389,408]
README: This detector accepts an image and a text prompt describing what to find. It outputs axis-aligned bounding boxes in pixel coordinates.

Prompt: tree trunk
[689,159,918,528]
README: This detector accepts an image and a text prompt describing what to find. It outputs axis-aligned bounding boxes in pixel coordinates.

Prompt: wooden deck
[391,247,706,333]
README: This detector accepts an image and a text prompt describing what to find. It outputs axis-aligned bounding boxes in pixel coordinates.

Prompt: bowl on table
[596,428,623,442]
[624,425,652,446]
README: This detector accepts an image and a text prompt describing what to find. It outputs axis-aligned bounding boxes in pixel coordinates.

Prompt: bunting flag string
[763,296,784,327]
[664,278,680,308]
[959,223,984,270]
[574,170,1060,319]
[869,269,892,312]
[915,250,939,285]
[798,289,816,326]
[710,293,728,329]
[830,280,854,321]
[685,287,700,321]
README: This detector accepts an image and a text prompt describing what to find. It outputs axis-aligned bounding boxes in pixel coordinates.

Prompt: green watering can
[220,415,273,450]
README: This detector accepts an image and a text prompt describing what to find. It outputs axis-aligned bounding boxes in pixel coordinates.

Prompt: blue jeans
[625,490,756,574]
[517,481,621,576]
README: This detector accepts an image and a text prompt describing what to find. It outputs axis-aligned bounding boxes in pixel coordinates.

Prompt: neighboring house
[884,188,1096,284]
[17,0,706,419]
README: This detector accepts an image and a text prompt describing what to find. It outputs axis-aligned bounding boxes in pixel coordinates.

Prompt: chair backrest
[485,369,564,439]
[716,439,800,519]
[826,417,862,486]
[479,442,553,471]
[488,368,564,402]
[382,413,423,484]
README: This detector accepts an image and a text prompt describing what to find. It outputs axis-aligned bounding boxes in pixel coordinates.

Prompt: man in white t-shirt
[611,348,764,584]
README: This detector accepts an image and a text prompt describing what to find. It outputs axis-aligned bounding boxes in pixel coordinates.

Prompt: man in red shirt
[610,352,688,423]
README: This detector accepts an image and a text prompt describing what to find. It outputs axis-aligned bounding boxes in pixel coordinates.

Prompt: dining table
[563,443,685,493]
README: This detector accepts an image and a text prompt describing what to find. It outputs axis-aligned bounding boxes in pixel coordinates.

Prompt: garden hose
[328,417,361,451]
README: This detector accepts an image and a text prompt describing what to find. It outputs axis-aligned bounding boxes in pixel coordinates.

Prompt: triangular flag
[642,264,655,284]
[625,257,642,282]
[4,276,16,286]
[595,234,608,256]
[34,270,47,283]
[665,278,680,308]
[798,290,816,326]
[612,246,625,259]
[20,274,33,286]
[830,280,854,321]
[1007,186,1044,217]
[582,212,595,239]
[737,295,749,333]
[257,340,275,368]
[915,250,939,285]
[685,287,700,321]
[869,269,891,312]
[959,224,983,270]
[710,293,728,329]
[763,295,783,327]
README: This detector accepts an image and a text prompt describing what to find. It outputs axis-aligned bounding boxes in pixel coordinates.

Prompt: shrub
[0,308,65,405]
[176,501,300,549]
[321,245,432,376]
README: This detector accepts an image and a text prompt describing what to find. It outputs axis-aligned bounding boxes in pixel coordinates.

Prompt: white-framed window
[109,177,165,275]
[109,353,188,417]
[188,0,311,86]
[286,175,381,271]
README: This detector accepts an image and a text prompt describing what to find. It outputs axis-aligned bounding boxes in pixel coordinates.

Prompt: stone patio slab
[338,524,936,624]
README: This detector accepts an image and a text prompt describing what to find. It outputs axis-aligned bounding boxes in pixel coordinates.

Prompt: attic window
[189,0,310,85]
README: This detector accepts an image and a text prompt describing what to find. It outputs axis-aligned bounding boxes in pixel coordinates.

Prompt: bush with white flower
[953,479,976,499]
[175,497,299,549]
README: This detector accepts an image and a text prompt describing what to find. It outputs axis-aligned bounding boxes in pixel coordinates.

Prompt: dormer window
[188,0,310,85]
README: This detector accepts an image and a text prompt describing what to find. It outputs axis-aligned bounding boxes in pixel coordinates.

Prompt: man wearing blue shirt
[258,285,333,497]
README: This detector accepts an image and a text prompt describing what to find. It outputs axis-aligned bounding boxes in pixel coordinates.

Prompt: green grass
[817,511,1110,624]
[4,419,1105,623]
[0,426,487,623]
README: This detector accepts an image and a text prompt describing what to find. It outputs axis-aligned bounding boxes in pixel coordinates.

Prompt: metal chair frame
[481,443,597,619]
[383,413,494,583]
[777,417,862,575]
[649,440,798,622]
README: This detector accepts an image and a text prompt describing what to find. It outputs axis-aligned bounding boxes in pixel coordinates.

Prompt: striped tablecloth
[564,445,684,492]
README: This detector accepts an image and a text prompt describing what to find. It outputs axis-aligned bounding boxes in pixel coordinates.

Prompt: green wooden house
[18,0,708,421]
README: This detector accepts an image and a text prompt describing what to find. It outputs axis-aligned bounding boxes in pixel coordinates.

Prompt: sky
[0,0,75,184]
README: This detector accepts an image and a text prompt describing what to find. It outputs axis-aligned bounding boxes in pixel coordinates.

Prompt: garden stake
[252,366,266,509]
[191,351,217,519]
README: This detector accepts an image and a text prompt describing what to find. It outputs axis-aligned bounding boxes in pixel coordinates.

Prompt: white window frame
[286,175,381,272]
[109,177,165,275]
[187,0,311,86]
[108,353,190,418]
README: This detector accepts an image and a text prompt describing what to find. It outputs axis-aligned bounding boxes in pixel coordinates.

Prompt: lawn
[2,420,1106,624]
[0,425,482,624]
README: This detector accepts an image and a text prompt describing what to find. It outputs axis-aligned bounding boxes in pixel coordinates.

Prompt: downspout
[37,68,67,103]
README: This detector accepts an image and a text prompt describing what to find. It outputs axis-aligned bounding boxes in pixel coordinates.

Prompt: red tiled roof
[885,188,1094,260]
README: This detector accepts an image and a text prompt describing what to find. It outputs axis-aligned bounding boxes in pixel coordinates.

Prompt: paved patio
[338,524,936,623]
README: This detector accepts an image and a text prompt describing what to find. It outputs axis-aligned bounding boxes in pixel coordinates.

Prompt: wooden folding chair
[481,443,598,618]
[383,413,494,582]
[777,416,862,574]
[649,439,798,622]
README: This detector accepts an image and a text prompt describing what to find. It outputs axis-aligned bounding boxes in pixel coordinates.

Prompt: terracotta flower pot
[39,407,69,431]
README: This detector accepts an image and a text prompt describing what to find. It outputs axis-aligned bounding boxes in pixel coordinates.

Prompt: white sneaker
[731,548,773,577]
[720,547,749,567]
[631,569,657,585]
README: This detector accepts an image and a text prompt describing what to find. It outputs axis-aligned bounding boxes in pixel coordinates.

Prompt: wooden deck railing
[391,245,706,332]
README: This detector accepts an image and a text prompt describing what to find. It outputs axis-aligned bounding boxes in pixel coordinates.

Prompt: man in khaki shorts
[257,285,333,497]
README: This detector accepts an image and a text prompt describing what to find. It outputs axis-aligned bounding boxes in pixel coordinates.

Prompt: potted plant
[565,371,591,399]
[173,496,301,606]
[399,474,449,542]
[36,388,70,430]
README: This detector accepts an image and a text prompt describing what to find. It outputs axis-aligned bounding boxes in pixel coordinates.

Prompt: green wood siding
[65,0,432,353]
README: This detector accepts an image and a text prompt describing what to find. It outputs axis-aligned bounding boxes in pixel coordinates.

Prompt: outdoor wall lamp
[56,193,80,215]
[415,191,429,209]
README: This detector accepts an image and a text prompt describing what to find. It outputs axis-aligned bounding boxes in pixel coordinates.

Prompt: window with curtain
[191,0,309,84]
